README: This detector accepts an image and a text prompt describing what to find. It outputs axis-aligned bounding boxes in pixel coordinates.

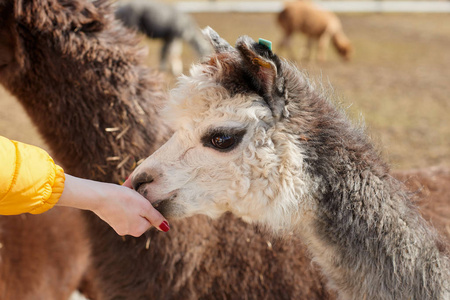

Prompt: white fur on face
[132,64,317,232]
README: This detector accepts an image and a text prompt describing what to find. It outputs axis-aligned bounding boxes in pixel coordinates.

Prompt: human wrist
[57,174,103,212]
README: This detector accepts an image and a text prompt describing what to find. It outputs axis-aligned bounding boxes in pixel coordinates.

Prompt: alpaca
[115,0,211,75]
[0,0,334,299]
[130,28,450,299]
[277,1,353,62]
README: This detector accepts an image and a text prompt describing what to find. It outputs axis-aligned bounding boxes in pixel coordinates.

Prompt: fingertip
[142,205,169,232]
[158,220,170,232]
[123,175,133,189]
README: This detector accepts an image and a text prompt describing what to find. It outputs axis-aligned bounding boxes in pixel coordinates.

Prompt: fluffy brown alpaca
[0,0,447,299]
[278,1,353,62]
[0,0,332,299]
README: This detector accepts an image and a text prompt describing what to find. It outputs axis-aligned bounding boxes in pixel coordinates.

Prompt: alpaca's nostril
[133,181,144,192]
[131,172,154,191]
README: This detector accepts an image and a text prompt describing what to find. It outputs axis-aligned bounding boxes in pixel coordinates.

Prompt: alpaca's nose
[132,172,154,191]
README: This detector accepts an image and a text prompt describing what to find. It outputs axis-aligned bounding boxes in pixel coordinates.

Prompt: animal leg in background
[160,38,183,76]
[317,29,333,62]
[304,37,314,61]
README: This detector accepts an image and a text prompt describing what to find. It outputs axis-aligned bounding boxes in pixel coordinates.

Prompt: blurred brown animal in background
[277,1,353,62]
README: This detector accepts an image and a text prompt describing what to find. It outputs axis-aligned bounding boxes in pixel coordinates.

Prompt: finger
[142,205,170,232]
[122,175,133,189]
[130,219,152,237]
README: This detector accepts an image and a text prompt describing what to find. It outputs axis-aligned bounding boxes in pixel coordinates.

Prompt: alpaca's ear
[202,26,234,53]
[236,36,285,120]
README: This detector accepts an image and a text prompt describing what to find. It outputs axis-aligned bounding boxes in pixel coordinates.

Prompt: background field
[0,12,449,170]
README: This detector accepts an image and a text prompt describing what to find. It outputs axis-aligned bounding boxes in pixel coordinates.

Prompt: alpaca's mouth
[152,199,166,209]
[152,193,177,212]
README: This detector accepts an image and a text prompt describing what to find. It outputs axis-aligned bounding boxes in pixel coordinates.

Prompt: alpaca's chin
[152,196,188,219]
[155,197,228,220]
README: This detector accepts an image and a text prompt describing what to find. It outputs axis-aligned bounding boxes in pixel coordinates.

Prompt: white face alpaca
[133,71,274,220]
[131,29,314,230]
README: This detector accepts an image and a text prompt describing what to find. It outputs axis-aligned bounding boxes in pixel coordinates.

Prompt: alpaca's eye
[202,128,246,152]
[211,134,236,150]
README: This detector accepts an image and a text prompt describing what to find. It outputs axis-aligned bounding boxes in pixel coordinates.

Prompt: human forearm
[57,174,169,236]
[56,174,105,212]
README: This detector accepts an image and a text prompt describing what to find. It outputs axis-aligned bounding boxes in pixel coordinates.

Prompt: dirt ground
[1,12,449,170]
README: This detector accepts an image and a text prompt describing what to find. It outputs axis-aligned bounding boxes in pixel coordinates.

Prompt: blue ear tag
[258,38,272,51]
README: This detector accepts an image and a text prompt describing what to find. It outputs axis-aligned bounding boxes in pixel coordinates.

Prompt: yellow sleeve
[0,136,66,215]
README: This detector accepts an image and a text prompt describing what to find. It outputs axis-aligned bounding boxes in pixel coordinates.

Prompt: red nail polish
[159,221,170,232]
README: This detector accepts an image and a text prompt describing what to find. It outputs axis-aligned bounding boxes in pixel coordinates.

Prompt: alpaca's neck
[1,0,170,182]
[281,78,450,298]
[302,171,450,299]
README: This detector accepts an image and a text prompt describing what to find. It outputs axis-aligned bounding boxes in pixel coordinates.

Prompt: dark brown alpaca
[0,0,332,299]
[0,0,447,299]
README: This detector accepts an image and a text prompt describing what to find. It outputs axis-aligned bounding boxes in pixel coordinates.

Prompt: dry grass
[1,13,449,170]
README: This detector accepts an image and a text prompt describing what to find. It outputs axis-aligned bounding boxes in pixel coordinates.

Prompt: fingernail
[159,221,170,232]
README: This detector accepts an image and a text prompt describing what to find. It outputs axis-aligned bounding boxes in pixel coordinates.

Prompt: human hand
[57,175,169,236]
[93,182,170,236]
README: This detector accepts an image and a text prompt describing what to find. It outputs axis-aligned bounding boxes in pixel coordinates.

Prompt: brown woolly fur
[394,166,450,247]
[0,209,90,299]
[0,0,333,299]
[277,1,353,62]
[0,1,448,299]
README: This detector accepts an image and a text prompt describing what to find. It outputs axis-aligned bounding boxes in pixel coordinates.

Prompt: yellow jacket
[0,136,65,215]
